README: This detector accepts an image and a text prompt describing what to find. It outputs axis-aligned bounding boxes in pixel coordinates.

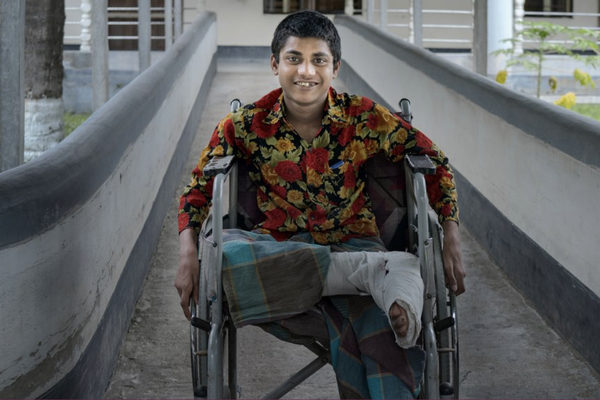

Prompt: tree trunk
[24,0,66,162]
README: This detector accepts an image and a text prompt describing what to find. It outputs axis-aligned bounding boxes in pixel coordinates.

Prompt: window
[525,0,573,16]
[264,0,362,15]
[108,0,168,51]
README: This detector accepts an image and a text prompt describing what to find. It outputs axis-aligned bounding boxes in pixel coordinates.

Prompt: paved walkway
[104,59,600,399]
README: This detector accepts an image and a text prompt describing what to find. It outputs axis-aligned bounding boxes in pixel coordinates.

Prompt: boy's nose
[298,61,315,76]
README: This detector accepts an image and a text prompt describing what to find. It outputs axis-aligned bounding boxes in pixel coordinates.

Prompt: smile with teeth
[296,82,316,87]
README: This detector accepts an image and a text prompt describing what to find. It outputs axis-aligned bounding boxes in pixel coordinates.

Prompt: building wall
[64,0,600,50]
[202,0,474,48]
[204,0,285,46]
[201,0,599,49]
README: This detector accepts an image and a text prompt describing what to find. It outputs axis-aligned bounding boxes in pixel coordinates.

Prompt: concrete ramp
[104,59,600,399]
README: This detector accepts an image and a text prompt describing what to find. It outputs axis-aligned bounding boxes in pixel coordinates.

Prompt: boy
[176,10,465,398]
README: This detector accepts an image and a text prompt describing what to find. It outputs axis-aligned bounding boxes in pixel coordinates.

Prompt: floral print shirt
[178,87,459,245]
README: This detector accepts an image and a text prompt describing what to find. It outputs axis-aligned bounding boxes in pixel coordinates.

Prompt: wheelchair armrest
[203,155,237,177]
[406,154,436,175]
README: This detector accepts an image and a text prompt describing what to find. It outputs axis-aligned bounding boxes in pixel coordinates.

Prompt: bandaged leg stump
[323,251,424,348]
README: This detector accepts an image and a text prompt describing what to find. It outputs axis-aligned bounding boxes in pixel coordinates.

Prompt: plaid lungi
[222,229,331,327]
[221,229,425,399]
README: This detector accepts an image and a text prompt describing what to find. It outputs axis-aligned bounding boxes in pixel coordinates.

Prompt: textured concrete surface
[104,59,600,399]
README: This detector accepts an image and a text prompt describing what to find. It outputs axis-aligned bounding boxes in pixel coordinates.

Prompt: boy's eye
[314,58,326,64]
[287,56,300,63]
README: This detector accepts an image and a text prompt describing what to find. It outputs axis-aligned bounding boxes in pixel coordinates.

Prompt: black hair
[271,10,342,65]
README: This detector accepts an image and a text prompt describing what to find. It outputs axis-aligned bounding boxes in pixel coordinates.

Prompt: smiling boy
[271,35,338,142]
[175,10,465,399]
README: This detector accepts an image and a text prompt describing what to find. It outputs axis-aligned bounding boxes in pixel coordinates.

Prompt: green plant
[571,103,600,122]
[63,112,90,137]
[493,21,600,98]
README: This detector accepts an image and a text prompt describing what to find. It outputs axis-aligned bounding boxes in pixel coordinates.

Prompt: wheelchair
[189,98,459,399]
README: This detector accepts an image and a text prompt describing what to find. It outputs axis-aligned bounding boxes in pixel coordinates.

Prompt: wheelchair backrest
[233,153,408,251]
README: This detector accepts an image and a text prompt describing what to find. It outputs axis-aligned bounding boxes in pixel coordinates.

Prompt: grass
[63,112,90,137]
[571,103,600,122]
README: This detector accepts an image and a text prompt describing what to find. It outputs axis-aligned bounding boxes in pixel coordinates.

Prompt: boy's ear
[333,60,341,78]
[270,54,279,76]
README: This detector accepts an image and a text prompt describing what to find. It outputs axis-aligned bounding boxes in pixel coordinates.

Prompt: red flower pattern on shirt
[263,208,288,230]
[224,119,236,146]
[275,161,303,182]
[338,125,355,146]
[251,111,279,138]
[305,148,329,174]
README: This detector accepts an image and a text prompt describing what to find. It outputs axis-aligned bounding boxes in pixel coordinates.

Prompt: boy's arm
[442,220,466,295]
[174,228,199,320]
[175,113,241,319]
[376,104,465,293]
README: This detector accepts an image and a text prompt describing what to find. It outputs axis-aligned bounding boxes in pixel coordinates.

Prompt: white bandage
[323,251,423,348]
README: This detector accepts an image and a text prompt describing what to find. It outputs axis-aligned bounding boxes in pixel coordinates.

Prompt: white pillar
[410,0,422,47]
[380,0,388,30]
[0,0,25,171]
[487,0,514,76]
[367,0,374,24]
[473,0,488,75]
[344,0,354,16]
[138,0,151,71]
[165,0,173,49]
[514,0,525,55]
[80,0,92,52]
[92,0,109,111]
[174,0,182,40]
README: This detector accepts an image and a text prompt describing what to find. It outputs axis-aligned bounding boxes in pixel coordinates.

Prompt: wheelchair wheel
[190,300,208,399]
[190,299,237,399]
[430,212,459,399]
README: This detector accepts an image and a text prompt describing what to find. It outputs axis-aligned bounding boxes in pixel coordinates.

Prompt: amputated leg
[323,251,424,348]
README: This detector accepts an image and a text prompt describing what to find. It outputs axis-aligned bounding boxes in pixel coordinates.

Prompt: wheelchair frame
[189,99,459,399]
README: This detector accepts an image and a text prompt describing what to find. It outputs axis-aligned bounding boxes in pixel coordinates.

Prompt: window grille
[525,0,573,17]
[263,0,362,15]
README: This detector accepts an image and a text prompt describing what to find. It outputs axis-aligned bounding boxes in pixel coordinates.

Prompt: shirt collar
[263,87,349,126]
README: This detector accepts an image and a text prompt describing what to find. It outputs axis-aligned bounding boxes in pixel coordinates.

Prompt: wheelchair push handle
[398,98,413,124]
[230,98,242,112]
[200,100,243,176]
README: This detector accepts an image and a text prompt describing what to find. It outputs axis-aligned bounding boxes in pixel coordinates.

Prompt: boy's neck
[283,98,325,143]
[283,95,326,126]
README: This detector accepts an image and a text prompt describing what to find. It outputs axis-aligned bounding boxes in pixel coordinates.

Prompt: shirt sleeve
[373,103,460,225]
[177,113,241,234]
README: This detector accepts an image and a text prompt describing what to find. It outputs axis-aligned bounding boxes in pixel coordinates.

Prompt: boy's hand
[441,220,466,295]
[174,229,199,320]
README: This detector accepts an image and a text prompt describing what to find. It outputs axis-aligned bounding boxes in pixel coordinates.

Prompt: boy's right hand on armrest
[174,229,200,320]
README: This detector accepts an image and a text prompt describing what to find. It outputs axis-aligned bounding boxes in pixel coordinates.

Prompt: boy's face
[270,36,340,111]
